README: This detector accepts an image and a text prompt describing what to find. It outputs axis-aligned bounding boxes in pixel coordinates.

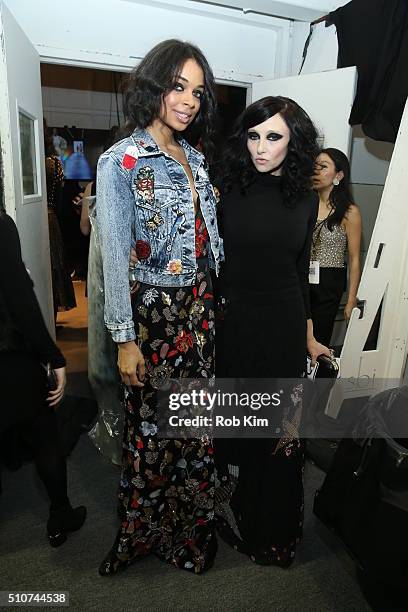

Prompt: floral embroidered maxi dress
[102,209,217,575]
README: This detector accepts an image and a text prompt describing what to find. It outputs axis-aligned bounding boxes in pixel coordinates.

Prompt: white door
[251,67,357,155]
[0,1,53,331]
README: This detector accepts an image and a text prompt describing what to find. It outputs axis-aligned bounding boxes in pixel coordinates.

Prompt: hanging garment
[330,0,408,142]
[86,187,124,466]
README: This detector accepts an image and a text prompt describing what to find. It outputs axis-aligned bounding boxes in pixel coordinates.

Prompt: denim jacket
[96,128,223,343]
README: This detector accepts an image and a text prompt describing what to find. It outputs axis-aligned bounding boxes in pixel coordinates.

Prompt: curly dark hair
[318,148,354,230]
[123,39,217,163]
[218,96,319,206]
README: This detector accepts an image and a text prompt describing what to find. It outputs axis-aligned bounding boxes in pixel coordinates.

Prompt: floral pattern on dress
[195,215,209,258]
[103,209,217,575]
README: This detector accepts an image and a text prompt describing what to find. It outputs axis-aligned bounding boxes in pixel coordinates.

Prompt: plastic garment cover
[86,196,123,465]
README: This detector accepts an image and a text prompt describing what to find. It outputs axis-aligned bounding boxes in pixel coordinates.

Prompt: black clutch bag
[306,354,339,379]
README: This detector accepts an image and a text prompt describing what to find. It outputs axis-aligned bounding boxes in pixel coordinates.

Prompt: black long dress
[215,172,318,566]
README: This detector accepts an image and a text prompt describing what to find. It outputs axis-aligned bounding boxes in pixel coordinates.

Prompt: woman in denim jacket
[97,40,221,575]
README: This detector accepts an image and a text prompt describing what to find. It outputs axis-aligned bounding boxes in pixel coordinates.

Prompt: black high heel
[47,505,87,547]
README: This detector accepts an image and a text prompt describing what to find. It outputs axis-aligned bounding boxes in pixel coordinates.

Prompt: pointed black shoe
[98,552,125,576]
[98,533,149,576]
[98,543,130,576]
[47,505,87,547]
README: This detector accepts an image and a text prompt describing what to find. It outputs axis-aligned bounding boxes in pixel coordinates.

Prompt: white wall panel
[350,126,394,186]
[252,67,356,153]
[42,87,125,130]
[291,20,339,75]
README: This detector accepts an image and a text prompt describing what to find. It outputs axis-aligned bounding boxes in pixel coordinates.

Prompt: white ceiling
[189,0,343,21]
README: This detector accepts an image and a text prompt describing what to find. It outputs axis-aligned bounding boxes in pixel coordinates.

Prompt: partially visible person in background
[52,127,68,158]
[44,121,77,321]
[78,181,93,237]
[310,148,362,347]
[0,207,86,546]
[59,178,88,278]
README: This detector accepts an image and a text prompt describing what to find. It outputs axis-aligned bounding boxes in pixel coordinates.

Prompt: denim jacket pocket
[132,181,175,235]
[154,184,178,209]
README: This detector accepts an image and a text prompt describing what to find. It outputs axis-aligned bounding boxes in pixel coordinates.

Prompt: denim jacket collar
[130,127,205,168]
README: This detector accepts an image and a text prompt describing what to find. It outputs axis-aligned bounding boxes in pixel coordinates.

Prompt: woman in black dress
[214,96,330,566]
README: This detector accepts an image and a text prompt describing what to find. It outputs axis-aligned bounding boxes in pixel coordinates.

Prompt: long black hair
[320,147,354,230]
[123,39,217,163]
[218,96,319,206]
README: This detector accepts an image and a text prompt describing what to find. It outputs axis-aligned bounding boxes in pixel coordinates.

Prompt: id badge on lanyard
[309,260,320,284]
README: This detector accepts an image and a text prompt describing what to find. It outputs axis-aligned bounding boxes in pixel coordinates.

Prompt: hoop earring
[333,178,340,186]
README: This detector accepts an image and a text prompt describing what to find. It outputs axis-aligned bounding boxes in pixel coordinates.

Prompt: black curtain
[330,0,408,142]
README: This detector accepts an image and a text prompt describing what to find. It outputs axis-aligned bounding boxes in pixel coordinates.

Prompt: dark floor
[0,282,373,612]
[56,280,93,399]
[0,439,372,612]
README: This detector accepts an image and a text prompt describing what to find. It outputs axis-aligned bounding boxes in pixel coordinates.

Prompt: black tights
[0,351,69,511]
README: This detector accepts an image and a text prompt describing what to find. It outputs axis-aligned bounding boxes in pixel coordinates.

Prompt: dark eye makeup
[173,81,204,99]
[247,131,283,141]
